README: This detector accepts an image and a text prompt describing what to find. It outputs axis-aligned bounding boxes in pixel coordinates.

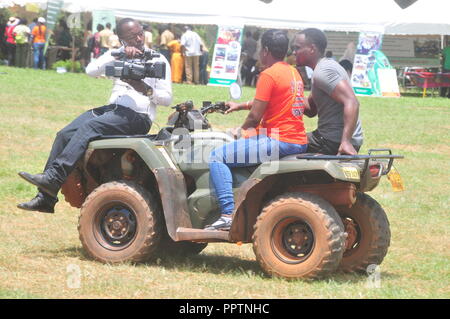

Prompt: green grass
[0,66,449,299]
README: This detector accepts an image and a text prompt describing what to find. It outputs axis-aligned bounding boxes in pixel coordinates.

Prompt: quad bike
[61,95,403,280]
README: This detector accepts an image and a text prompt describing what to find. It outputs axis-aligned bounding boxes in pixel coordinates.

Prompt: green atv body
[64,100,403,279]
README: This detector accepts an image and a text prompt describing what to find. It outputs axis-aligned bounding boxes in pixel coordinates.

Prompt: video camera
[105,47,166,81]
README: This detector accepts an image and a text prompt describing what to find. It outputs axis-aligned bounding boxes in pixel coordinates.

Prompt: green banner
[351,32,383,96]
[44,0,64,55]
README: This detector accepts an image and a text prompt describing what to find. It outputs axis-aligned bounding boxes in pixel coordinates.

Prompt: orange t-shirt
[32,25,46,43]
[254,61,307,145]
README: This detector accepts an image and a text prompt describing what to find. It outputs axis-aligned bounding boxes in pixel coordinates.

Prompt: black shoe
[18,171,59,198]
[17,193,57,214]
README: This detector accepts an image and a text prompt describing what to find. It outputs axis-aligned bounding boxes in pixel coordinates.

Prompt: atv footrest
[176,227,230,243]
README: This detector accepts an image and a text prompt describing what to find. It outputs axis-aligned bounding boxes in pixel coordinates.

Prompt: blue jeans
[33,42,45,69]
[209,135,307,215]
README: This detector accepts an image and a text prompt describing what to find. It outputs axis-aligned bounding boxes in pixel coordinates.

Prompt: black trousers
[306,130,361,155]
[43,105,151,196]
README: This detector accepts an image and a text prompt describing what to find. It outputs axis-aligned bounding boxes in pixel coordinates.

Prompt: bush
[51,60,83,73]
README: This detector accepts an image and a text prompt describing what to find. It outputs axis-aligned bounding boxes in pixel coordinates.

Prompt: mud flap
[153,168,192,241]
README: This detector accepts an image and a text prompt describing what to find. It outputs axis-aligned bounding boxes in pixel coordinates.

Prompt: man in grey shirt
[292,28,363,155]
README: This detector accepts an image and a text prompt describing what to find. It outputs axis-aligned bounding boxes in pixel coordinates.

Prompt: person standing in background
[31,17,47,69]
[91,24,104,59]
[181,25,202,85]
[167,34,184,83]
[440,38,450,98]
[55,20,72,61]
[99,23,113,55]
[159,24,174,63]
[5,17,19,66]
[80,21,93,69]
[13,18,30,68]
[199,37,209,85]
[143,24,153,49]
[241,30,257,86]
[109,29,121,49]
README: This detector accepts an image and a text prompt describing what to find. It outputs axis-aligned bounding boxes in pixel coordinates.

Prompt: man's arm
[304,95,318,117]
[85,50,115,77]
[147,54,173,106]
[330,80,360,155]
[241,99,268,130]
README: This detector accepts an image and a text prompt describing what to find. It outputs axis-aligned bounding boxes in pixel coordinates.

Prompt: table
[405,71,450,97]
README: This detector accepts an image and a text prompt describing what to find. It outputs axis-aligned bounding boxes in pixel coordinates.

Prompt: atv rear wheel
[252,192,346,280]
[337,193,391,273]
[78,181,162,263]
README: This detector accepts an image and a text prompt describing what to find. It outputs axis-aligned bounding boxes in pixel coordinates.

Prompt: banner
[44,0,64,54]
[208,25,243,87]
[351,32,383,96]
[92,10,116,33]
[351,32,400,97]
[46,0,64,31]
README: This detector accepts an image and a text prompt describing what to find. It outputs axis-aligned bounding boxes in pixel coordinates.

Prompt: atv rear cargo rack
[296,149,404,175]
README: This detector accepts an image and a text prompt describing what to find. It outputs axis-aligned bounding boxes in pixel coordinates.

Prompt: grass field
[0,66,449,299]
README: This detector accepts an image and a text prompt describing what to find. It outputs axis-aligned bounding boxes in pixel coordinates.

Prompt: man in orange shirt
[31,17,47,69]
[206,29,308,230]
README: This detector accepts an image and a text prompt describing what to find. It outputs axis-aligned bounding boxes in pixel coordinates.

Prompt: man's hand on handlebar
[224,101,241,114]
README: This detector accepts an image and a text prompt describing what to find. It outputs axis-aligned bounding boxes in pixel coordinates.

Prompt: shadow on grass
[33,246,400,283]
[147,253,265,278]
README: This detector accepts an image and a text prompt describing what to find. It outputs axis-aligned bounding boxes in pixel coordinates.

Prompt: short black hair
[261,29,289,60]
[339,59,353,73]
[117,18,137,37]
[300,28,328,55]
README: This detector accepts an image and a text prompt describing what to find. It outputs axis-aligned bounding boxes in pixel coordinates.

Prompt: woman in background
[167,34,184,83]
[31,17,47,69]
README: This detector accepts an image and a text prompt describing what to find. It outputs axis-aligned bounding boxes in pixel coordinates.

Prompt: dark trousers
[307,130,361,155]
[199,51,209,85]
[241,57,257,86]
[159,48,171,65]
[43,105,151,196]
[6,42,16,66]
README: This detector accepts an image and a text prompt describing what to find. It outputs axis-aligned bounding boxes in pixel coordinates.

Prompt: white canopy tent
[2,0,450,35]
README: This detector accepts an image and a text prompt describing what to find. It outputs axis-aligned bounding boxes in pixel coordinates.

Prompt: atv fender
[229,159,357,242]
[87,138,193,240]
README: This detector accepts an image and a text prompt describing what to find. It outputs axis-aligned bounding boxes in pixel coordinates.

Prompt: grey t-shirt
[311,58,363,146]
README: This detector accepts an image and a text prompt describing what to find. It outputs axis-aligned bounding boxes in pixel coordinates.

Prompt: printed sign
[351,33,400,97]
[44,0,64,54]
[208,25,243,87]
[351,32,383,96]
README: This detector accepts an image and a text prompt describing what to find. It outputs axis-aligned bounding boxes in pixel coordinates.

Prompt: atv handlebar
[200,101,229,115]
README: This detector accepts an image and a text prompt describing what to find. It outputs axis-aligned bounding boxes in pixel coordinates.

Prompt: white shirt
[180,30,202,57]
[85,49,172,121]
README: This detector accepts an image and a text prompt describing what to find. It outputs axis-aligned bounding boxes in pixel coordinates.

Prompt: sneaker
[204,215,232,231]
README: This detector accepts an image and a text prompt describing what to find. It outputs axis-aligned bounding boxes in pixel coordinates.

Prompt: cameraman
[17,18,172,214]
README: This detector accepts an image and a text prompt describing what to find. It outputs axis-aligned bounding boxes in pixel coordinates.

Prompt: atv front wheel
[337,193,391,273]
[252,192,346,280]
[78,181,162,263]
